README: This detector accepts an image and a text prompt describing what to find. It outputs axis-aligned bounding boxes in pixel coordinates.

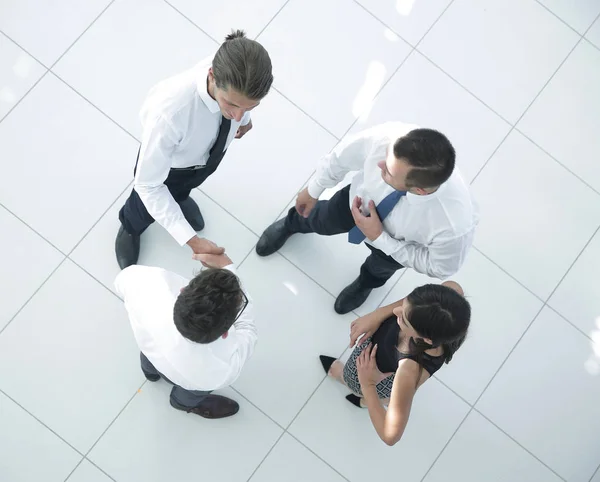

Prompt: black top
[371,316,445,375]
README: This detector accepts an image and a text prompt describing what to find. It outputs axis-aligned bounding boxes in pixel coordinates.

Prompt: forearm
[373,298,404,321]
[362,385,391,444]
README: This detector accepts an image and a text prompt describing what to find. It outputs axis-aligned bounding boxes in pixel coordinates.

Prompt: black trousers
[119,156,221,236]
[140,353,210,408]
[284,185,404,289]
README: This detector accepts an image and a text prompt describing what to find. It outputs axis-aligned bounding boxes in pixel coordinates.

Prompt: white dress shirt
[114,264,257,391]
[135,57,251,246]
[307,122,479,280]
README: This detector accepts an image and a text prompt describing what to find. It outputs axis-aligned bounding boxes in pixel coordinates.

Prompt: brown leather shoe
[170,394,239,419]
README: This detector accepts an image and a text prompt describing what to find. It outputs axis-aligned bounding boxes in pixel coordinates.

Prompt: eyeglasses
[234,290,249,322]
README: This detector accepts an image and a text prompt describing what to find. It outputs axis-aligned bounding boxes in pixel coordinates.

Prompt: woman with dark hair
[320,281,471,446]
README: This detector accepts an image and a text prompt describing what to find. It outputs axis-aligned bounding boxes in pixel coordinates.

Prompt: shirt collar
[197,62,221,114]
[405,170,453,204]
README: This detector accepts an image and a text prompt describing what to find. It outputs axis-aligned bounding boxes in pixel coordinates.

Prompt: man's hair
[393,128,456,189]
[173,268,244,344]
[212,29,273,100]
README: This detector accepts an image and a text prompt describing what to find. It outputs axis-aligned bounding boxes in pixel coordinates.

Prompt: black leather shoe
[334,277,372,314]
[256,219,294,256]
[179,197,205,231]
[170,394,239,419]
[115,225,140,269]
[142,371,160,382]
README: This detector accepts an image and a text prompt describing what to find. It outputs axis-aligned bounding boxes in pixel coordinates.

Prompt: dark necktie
[207,116,231,165]
[347,190,407,244]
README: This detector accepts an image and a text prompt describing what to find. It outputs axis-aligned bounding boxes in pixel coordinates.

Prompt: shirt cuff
[307,178,325,199]
[368,231,399,257]
[223,264,237,274]
[171,222,199,247]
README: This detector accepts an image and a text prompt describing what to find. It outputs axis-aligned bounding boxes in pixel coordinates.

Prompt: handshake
[187,236,232,269]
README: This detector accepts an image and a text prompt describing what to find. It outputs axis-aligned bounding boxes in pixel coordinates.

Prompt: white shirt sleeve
[307,130,373,199]
[218,264,258,386]
[114,265,143,299]
[369,230,475,280]
[134,115,197,246]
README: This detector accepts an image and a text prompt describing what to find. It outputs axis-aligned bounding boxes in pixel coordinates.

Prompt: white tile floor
[1,0,599,481]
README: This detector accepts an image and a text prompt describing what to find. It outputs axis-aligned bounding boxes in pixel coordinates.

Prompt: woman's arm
[349,298,405,347]
[360,357,420,446]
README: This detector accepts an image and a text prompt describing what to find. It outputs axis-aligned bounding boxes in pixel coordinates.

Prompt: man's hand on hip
[295,187,318,218]
[186,235,225,255]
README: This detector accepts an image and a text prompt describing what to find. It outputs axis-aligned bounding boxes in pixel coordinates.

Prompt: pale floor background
[1,0,600,481]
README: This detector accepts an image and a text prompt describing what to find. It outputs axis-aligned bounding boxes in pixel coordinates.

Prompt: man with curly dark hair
[115,251,255,419]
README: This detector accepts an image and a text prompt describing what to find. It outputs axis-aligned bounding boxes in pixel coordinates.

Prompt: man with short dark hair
[116,29,273,268]
[256,122,479,314]
[115,251,255,418]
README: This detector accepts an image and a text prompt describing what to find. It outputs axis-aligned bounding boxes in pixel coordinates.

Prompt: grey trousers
[140,352,211,409]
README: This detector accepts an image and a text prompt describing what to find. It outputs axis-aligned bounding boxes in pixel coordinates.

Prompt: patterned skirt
[342,337,396,399]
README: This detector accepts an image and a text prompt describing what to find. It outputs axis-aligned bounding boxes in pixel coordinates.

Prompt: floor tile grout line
[352,0,457,52]
[332,45,416,142]
[82,380,148,460]
[543,223,600,303]
[284,375,329,432]
[471,246,548,303]
[472,407,569,481]
[431,376,474,408]
[413,0,456,50]
[418,47,515,125]
[229,387,286,431]
[244,431,287,482]
[0,30,51,69]
[196,188,264,238]
[0,68,50,125]
[545,304,596,342]
[514,127,600,197]
[67,258,127,303]
[469,33,584,185]
[587,36,600,54]
[0,388,86,457]
[50,71,140,143]
[473,230,600,345]
[317,0,456,150]
[81,458,118,482]
[0,201,67,255]
[470,304,546,409]
[271,86,341,140]
[65,181,134,257]
[419,407,472,482]
[62,458,86,482]
[254,0,293,40]
[472,246,596,343]
[243,353,354,481]
[349,0,417,48]
[532,0,586,37]
[0,31,51,123]
[0,257,68,338]
[162,0,220,46]
[0,182,132,337]
[48,0,117,71]
[285,432,353,482]
[588,461,600,482]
